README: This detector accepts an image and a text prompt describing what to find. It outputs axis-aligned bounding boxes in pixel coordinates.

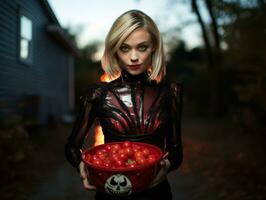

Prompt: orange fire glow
[93,125,104,146]
[92,73,112,146]
[100,73,111,82]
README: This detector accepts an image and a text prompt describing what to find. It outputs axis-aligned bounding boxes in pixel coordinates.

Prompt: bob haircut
[101,10,166,83]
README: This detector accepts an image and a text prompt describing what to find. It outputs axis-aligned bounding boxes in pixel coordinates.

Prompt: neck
[121,70,149,83]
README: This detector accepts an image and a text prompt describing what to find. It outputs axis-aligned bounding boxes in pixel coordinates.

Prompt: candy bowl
[82,141,163,196]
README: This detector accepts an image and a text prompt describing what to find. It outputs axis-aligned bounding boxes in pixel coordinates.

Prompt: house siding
[0,0,74,124]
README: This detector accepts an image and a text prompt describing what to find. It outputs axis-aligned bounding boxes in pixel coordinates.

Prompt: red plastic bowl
[82,141,163,196]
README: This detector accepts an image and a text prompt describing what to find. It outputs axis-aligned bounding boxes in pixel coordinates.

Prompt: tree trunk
[205,0,221,50]
[191,0,220,117]
[191,0,214,69]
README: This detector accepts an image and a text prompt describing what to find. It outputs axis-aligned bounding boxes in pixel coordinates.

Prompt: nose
[130,50,138,63]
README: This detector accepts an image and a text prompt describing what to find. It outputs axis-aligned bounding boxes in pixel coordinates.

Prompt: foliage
[215,1,266,126]
[0,115,32,185]
[166,0,266,129]
[74,42,103,105]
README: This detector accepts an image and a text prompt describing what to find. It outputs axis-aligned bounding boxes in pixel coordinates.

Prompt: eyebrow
[121,41,149,46]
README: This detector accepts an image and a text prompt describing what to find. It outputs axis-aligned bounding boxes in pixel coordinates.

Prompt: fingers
[149,165,166,188]
[79,162,96,190]
[149,159,171,188]
[160,159,166,167]
[82,177,96,190]
[160,159,171,172]
[79,162,87,179]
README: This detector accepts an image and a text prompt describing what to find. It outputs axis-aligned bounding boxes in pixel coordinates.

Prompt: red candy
[84,141,160,169]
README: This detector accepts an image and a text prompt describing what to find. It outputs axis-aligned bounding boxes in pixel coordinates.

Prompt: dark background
[1,0,266,199]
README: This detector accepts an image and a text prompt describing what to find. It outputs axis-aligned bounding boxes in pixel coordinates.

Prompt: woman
[65,10,183,200]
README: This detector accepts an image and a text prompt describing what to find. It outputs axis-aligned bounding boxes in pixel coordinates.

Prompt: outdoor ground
[1,115,266,200]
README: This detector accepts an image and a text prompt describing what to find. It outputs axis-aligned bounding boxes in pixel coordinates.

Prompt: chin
[128,71,143,76]
[128,70,140,74]
[127,70,144,75]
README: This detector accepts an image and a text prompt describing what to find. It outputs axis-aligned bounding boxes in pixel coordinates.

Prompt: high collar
[120,70,149,84]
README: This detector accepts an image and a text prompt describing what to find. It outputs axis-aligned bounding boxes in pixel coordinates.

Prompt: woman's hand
[79,161,96,190]
[149,159,171,188]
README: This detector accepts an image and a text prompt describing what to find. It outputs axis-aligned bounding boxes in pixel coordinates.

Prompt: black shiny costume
[65,70,183,199]
[65,70,183,170]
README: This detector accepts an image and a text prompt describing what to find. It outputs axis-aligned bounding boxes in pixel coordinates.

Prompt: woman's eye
[138,45,148,52]
[120,46,129,52]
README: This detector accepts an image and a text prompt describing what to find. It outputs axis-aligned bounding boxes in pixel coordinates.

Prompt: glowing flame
[100,73,111,82]
[92,72,111,146]
[93,125,104,146]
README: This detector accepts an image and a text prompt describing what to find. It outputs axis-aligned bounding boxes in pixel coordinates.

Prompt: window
[19,15,33,64]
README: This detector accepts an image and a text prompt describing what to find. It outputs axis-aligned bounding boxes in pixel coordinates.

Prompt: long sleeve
[65,85,99,169]
[165,82,183,172]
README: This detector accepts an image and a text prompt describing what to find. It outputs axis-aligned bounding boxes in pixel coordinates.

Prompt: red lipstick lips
[128,64,141,70]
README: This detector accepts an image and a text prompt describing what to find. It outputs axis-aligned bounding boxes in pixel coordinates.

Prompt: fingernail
[162,152,169,159]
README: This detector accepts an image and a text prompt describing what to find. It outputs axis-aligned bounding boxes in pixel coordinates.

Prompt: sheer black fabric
[65,70,183,172]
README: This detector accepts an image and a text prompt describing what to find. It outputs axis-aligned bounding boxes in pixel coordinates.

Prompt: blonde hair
[101,10,166,83]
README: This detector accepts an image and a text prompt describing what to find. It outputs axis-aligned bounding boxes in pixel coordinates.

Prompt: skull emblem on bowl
[104,174,132,196]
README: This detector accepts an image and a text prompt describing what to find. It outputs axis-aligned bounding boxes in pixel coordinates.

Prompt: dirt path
[176,117,266,200]
[1,117,266,200]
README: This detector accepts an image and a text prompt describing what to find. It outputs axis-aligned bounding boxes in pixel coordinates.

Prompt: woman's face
[116,27,154,76]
